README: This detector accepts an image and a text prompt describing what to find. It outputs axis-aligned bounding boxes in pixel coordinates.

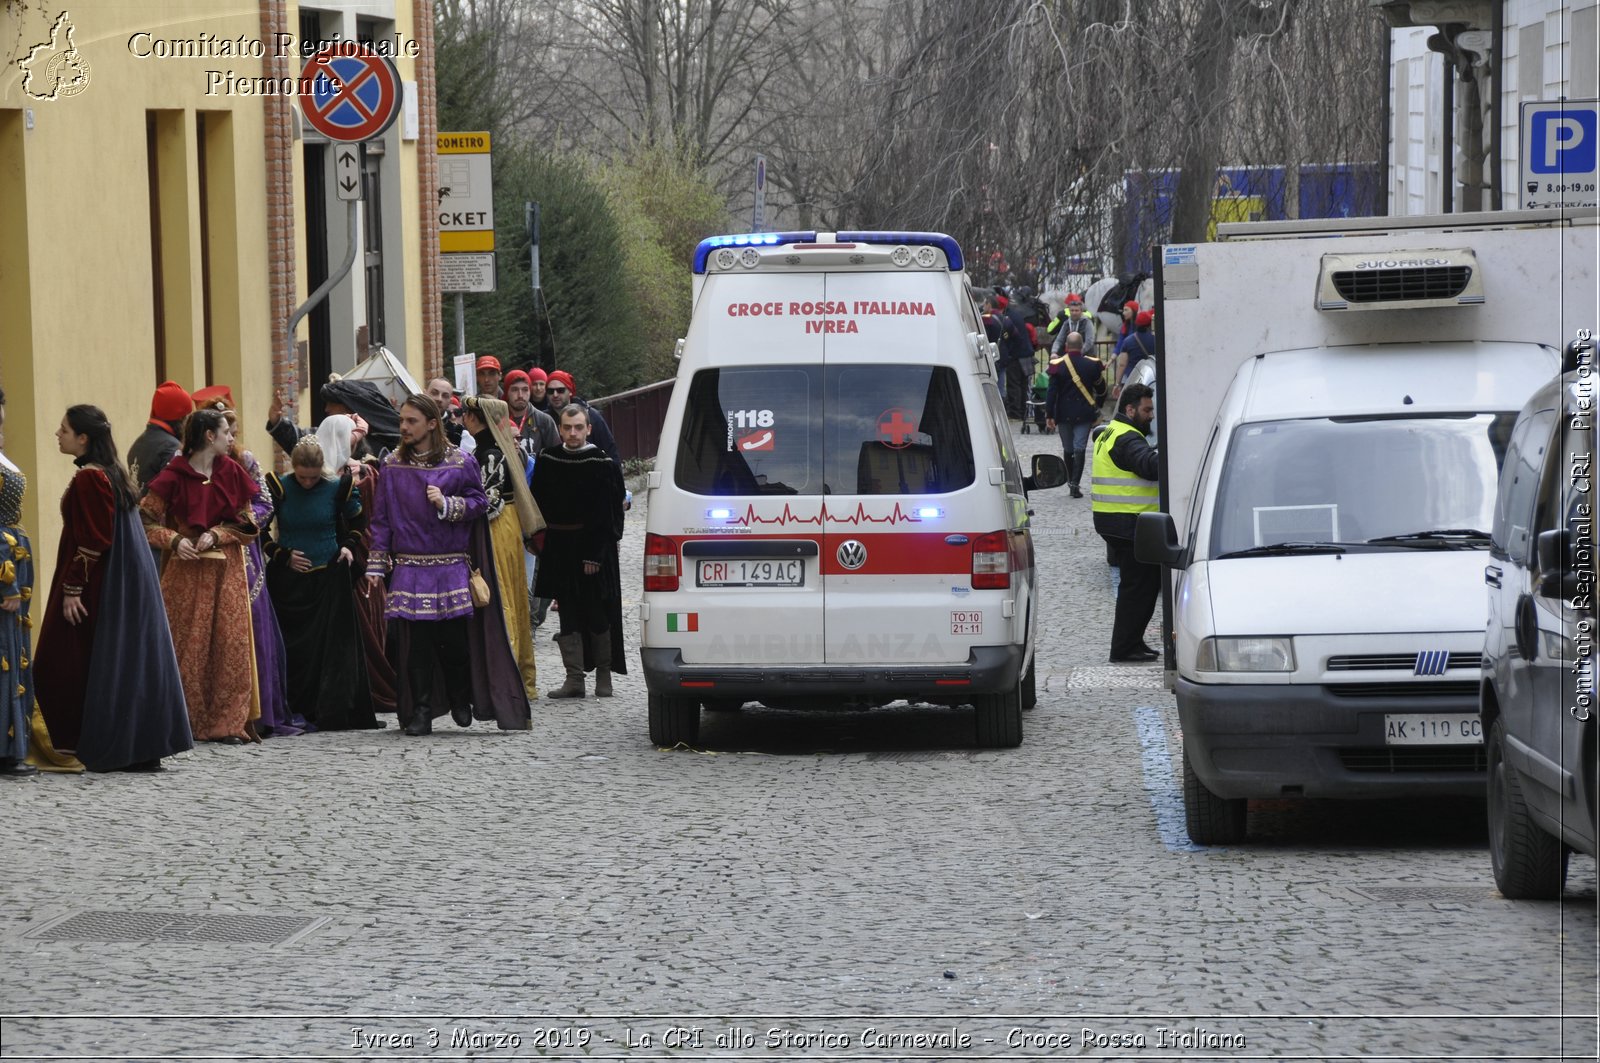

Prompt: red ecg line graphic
[727,502,925,527]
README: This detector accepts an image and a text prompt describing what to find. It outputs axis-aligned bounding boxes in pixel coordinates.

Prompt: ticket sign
[438,131,494,253]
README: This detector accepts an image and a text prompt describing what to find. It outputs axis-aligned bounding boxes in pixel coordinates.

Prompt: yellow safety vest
[1091,419,1159,513]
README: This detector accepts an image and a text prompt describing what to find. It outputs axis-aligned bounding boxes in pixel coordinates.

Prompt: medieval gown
[142,454,261,743]
[470,430,538,700]
[34,462,191,770]
[530,443,627,674]
[265,471,379,730]
[239,450,297,736]
[0,452,33,763]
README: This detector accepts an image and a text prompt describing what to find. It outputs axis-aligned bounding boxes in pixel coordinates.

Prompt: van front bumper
[1175,677,1486,800]
[640,646,1024,702]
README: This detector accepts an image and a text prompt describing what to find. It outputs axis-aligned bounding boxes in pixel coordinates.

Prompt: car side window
[1491,407,1557,563]
[1532,402,1594,597]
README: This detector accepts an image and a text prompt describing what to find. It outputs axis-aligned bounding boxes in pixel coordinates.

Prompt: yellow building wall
[0,1,274,583]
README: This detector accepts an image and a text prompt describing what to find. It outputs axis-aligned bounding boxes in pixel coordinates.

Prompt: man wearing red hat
[525,367,552,415]
[474,355,502,399]
[1048,292,1097,358]
[126,380,193,492]
[502,370,559,465]
[1113,309,1157,402]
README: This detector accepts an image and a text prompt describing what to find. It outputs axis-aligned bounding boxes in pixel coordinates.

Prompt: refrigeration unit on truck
[1134,208,1598,845]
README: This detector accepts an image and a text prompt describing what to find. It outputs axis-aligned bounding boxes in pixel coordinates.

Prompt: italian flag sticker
[666,612,699,633]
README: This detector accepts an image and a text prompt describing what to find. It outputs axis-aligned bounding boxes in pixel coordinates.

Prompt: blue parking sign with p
[1530,108,1597,173]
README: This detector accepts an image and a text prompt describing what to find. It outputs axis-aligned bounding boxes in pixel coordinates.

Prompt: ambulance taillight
[971,531,1010,589]
[644,534,680,592]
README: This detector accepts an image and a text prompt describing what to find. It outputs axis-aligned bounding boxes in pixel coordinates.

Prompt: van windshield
[673,364,976,496]
[1209,413,1515,557]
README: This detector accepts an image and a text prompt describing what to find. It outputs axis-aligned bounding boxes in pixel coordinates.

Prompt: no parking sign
[299,45,403,143]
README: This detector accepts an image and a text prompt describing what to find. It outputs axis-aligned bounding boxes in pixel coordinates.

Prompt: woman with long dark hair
[264,437,380,730]
[0,388,37,777]
[34,405,191,771]
[142,407,261,743]
[198,396,297,736]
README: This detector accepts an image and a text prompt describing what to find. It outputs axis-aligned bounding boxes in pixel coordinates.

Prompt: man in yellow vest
[1092,383,1161,662]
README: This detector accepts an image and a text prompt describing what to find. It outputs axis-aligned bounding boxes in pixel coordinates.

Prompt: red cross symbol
[876,408,918,448]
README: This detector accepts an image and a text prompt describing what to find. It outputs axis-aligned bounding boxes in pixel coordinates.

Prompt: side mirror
[1135,511,1185,567]
[1529,528,1580,598]
[1028,453,1067,490]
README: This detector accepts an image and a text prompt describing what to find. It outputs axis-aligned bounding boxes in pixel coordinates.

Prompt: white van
[1134,209,1594,844]
[639,231,1066,748]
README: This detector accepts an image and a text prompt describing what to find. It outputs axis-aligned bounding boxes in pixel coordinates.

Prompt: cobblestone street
[2,430,1595,1061]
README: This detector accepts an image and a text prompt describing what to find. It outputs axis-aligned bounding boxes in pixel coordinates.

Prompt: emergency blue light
[707,508,732,520]
[836,231,964,271]
[693,231,819,273]
[917,507,944,519]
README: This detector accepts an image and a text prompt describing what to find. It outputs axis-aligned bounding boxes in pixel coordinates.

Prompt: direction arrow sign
[335,145,360,201]
[300,45,403,143]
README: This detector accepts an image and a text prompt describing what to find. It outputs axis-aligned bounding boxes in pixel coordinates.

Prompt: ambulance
[639,230,1066,748]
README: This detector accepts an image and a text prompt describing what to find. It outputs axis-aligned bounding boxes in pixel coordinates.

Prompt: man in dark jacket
[126,380,192,492]
[1091,383,1161,662]
[545,371,620,467]
[1044,332,1104,498]
[997,291,1034,418]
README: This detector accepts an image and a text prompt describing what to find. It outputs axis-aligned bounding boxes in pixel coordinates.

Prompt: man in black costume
[530,404,627,699]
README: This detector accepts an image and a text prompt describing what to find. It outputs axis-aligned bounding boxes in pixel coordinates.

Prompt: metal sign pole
[287,199,360,394]
[527,201,541,292]
[455,292,466,365]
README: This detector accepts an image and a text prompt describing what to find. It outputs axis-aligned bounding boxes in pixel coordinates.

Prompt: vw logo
[836,540,867,570]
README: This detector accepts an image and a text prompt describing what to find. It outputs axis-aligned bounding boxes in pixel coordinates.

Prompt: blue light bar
[836,231,964,271]
[692,231,819,273]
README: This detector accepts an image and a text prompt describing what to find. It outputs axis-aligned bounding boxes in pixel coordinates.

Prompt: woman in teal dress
[264,437,380,730]
[0,387,36,778]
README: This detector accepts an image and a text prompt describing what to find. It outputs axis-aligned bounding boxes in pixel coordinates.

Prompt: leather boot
[547,633,586,699]
[1068,452,1085,496]
[403,703,432,736]
[589,630,614,698]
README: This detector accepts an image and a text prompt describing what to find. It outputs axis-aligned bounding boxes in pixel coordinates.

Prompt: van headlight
[1196,637,1296,672]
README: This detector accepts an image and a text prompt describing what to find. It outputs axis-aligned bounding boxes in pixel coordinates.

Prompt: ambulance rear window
[673,365,975,496]
[675,367,821,495]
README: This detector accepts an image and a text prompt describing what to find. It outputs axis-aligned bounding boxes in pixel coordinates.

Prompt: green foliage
[462,145,640,397]
[598,146,728,383]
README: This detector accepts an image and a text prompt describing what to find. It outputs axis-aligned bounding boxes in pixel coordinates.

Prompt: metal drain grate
[864,751,975,762]
[1067,666,1166,690]
[25,911,330,945]
[1350,886,1499,904]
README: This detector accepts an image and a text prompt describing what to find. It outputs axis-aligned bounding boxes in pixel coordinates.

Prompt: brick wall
[414,0,442,380]
[260,0,296,470]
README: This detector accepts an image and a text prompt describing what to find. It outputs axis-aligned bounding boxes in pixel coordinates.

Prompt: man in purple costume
[365,394,519,736]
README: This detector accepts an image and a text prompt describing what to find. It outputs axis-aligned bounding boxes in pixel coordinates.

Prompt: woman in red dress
[142,408,261,743]
[33,405,191,771]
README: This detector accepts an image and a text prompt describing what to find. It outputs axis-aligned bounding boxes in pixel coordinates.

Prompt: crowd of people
[0,357,627,778]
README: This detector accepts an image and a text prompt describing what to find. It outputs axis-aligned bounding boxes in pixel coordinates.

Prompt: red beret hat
[502,369,530,388]
[527,367,548,383]
[191,384,235,410]
[149,380,192,423]
[1064,293,1083,305]
[475,355,501,372]
[547,370,576,393]
[1136,309,1155,327]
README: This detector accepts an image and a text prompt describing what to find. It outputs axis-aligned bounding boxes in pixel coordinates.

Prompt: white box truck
[1134,208,1598,844]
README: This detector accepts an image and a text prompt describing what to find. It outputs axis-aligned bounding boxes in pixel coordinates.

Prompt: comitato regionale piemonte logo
[17,10,91,100]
